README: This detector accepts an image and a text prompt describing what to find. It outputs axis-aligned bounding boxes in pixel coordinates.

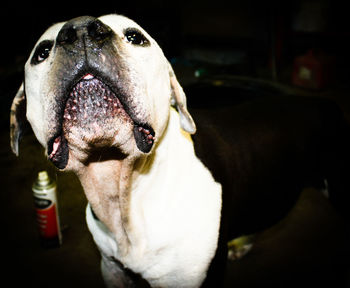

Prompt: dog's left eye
[31,40,54,65]
[124,28,149,46]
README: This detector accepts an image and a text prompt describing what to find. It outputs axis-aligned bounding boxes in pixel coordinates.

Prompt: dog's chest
[128,161,222,286]
[87,146,222,287]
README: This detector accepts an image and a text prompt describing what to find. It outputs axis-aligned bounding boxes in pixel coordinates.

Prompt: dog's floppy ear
[10,83,30,156]
[168,62,196,134]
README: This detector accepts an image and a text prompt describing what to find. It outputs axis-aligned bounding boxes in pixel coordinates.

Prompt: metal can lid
[36,171,52,187]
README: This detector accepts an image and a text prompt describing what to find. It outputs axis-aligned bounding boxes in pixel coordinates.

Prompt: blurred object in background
[292,0,330,33]
[292,49,335,90]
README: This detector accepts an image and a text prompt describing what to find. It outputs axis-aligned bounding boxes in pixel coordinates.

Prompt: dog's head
[10,15,195,170]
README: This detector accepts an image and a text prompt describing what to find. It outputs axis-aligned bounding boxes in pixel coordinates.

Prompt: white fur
[87,109,222,287]
[25,22,64,148]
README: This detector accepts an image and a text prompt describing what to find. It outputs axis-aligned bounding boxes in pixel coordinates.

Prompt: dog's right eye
[124,28,149,47]
[31,40,54,65]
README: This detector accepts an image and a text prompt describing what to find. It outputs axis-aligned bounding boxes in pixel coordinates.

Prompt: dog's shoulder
[191,95,344,182]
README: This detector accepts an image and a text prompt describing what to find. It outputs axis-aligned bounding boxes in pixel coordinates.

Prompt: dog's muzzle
[47,17,155,169]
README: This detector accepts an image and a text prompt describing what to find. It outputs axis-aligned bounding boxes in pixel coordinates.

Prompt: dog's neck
[78,109,221,286]
[75,108,191,255]
[77,155,134,254]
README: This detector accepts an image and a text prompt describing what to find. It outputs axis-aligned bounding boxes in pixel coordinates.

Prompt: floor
[1,133,105,287]
[1,67,350,287]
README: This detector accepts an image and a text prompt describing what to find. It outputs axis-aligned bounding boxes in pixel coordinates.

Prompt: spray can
[32,171,62,248]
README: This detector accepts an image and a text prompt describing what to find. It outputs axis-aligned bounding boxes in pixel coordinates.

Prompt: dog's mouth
[47,73,155,169]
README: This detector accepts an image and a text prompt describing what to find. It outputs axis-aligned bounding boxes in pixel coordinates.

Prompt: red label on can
[35,202,59,239]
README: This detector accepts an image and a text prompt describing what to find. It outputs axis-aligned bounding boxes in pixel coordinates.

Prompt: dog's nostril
[88,20,112,42]
[57,26,77,45]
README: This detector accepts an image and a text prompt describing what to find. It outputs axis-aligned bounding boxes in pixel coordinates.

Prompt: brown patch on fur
[77,155,136,255]
[10,84,29,156]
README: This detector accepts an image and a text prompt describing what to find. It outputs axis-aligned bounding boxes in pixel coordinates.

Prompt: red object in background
[35,202,60,239]
[292,49,334,90]
[32,171,62,248]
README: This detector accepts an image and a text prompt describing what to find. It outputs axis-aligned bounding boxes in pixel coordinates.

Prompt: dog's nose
[57,16,112,46]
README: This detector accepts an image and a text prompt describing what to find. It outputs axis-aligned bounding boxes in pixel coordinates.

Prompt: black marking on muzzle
[62,73,156,154]
[48,72,156,169]
[63,75,126,124]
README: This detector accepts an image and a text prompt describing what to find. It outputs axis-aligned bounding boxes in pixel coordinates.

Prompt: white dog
[11,15,221,287]
[10,13,350,288]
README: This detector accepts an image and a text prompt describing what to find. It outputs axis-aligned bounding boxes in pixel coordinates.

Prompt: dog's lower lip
[48,133,69,169]
[61,73,156,154]
[49,137,61,159]
[63,76,125,124]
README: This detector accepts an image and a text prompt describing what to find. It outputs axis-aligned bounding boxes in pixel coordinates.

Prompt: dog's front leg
[101,254,151,288]
[101,255,136,288]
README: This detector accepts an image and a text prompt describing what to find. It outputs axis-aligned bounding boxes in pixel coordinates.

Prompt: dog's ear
[10,83,30,156]
[168,62,196,134]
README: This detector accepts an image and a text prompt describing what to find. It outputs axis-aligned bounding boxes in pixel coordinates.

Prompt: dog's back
[188,87,350,286]
[192,94,350,236]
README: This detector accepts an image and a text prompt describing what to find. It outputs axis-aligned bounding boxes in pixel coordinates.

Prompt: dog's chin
[47,74,156,170]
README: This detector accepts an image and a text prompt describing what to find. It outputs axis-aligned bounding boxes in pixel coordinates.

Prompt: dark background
[1,1,350,287]
[1,0,350,81]
[2,0,350,118]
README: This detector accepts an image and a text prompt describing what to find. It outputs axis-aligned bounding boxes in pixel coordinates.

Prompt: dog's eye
[31,40,54,65]
[124,29,149,46]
